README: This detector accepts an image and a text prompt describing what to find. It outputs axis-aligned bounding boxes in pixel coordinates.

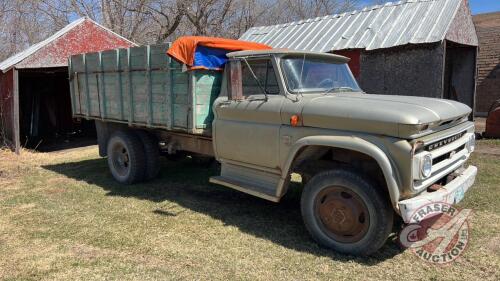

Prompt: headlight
[466,134,475,152]
[421,154,433,178]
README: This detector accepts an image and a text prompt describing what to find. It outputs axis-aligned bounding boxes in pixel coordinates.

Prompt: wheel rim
[314,186,370,243]
[111,142,130,176]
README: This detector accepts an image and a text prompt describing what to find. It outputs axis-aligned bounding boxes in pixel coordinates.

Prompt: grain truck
[68,36,477,256]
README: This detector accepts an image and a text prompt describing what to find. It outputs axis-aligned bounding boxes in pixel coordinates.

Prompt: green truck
[69,44,477,256]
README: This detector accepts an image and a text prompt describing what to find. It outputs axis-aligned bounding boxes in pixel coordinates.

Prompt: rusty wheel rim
[314,186,370,243]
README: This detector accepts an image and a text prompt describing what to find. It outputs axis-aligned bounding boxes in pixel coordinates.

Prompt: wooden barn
[473,12,500,116]
[241,0,478,114]
[0,17,136,152]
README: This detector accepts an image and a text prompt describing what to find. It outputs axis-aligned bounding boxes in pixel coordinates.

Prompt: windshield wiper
[322,86,355,94]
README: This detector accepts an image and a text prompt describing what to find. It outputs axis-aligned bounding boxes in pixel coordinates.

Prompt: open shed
[241,0,478,114]
[0,17,136,152]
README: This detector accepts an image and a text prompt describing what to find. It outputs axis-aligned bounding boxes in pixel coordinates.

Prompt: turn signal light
[290,115,300,127]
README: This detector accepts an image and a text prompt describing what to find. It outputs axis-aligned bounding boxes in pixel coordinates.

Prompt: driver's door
[213,58,284,170]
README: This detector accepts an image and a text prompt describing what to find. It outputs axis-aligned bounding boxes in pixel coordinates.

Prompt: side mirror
[227,60,243,100]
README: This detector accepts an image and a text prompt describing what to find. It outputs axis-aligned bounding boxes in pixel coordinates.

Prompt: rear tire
[136,130,160,181]
[301,169,393,256]
[107,130,146,184]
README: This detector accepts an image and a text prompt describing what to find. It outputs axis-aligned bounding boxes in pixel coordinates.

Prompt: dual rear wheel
[106,130,160,184]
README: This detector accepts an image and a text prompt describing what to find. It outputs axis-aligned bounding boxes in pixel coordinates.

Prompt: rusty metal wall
[358,43,445,99]
[331,50,361,78]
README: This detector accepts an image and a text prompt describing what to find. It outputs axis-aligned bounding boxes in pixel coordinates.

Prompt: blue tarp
[192,46,230,70]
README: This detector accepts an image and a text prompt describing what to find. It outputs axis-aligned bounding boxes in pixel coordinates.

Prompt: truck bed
[68,44,222,136]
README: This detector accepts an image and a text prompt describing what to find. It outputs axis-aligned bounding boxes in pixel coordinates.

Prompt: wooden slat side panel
[70,53,86,116]
[150,44,170,69]
[131,71,147,123]
[76,73,88,115]
[87,73,100,117]
[151,70,169,126]
[102,72,121,119]
[69,43,215,134]
[129,46,147,70]
[193,70,222,130]
[84,53,101,117]
[172,67,189,129]
[119,49,131,122]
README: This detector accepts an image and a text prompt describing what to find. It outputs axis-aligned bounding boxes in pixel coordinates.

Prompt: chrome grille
[425,131,467,152]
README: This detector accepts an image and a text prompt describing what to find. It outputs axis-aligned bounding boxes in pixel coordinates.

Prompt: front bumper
[398,165,477,223]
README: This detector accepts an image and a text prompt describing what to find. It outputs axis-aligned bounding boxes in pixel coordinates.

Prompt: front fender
[278,135,401,212]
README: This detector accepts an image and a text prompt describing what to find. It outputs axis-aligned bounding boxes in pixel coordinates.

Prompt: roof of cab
[226,49,349,62]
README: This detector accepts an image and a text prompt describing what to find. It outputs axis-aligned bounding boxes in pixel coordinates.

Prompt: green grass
[0,141,499,281]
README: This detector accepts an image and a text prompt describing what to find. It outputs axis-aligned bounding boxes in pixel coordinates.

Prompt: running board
[209,176,281,202]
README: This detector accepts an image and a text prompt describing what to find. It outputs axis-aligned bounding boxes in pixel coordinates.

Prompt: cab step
[209,176,280,202]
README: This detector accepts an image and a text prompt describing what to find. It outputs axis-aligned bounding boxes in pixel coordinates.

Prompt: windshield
[281,56,361,94]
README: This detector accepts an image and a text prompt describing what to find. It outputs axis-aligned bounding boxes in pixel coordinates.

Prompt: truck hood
[299,93,471,138]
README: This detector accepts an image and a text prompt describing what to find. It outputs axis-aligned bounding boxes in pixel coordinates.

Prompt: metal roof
[240,0,466,52]
[227,49,349,62]
[0,17,136,72]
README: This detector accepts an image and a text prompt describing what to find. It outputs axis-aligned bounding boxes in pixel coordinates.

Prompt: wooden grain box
[69,43,222,136]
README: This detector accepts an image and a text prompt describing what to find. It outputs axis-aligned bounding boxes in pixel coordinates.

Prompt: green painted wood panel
[193,71,222,130]
[68,43,223,136]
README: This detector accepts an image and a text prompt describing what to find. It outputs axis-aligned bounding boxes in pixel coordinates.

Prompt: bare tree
[106,0,186,43]
[0,0,363,61]
[182,0,235,36]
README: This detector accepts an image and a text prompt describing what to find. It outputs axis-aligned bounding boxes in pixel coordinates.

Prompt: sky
[359,0,500,15]
[468,0,500,15]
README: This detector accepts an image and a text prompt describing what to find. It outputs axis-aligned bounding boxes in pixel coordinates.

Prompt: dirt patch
[476,144,500,156]
[475,117,486,134]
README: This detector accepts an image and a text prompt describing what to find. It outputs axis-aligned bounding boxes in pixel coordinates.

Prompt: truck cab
[211,49,476,255]
[70,42,477,256]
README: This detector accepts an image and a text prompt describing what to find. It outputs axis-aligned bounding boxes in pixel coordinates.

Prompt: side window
[241,59,280,97]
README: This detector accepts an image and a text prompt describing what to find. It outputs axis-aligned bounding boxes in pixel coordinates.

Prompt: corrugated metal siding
[240,0,473,51]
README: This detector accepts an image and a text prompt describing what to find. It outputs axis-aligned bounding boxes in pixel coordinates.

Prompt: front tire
[107,130,146,184]
[301,169,393,256]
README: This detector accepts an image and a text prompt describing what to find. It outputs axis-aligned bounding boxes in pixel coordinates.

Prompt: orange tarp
[167,36,272,67]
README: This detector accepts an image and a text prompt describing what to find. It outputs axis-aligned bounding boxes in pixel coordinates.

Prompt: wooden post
[12,68,20,155]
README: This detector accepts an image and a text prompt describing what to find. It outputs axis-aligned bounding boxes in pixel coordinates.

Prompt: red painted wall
[16,19,134,68]
[331,50,361,78]
[0,18,136,147]
[0,70,14,144]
